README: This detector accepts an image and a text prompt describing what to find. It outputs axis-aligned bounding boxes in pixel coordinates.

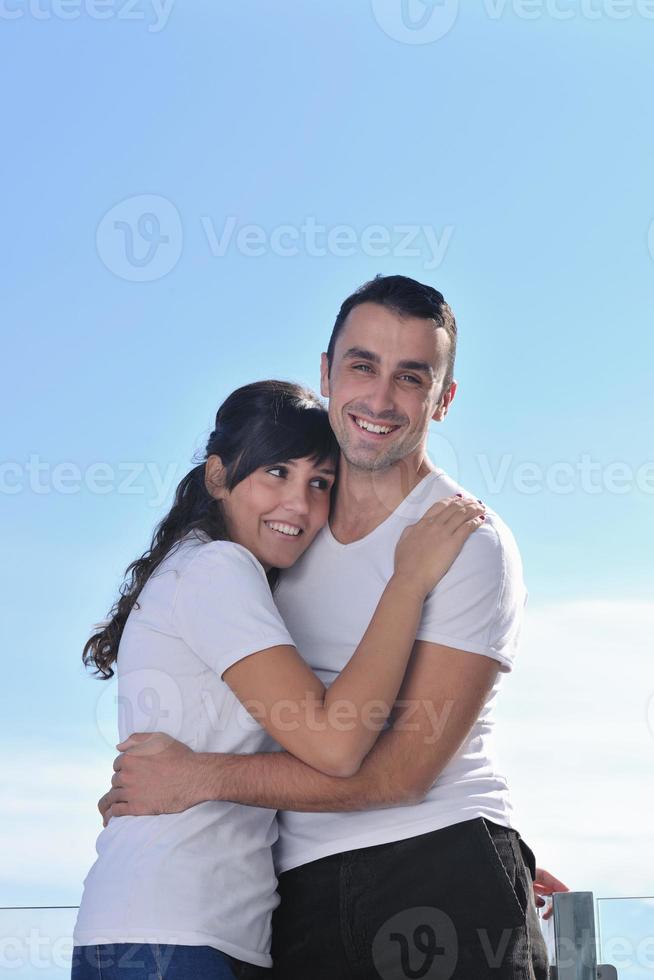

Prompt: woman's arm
[222,496,485,777]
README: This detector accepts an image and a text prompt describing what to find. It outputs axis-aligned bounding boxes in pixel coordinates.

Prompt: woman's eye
[310,478,331,490]
[267,466,286,478]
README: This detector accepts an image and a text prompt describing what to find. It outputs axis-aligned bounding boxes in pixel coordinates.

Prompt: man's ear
[320,352,330,399]
[431,380,457,422]
[205,455,227,500]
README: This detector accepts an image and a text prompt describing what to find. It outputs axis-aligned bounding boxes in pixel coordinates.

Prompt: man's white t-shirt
[73,533,294,968]
[272,468,528,875]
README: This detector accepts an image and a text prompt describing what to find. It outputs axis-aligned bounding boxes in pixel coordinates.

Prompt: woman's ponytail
[82,464,227,678]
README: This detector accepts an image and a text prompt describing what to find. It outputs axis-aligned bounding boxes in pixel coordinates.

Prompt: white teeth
[354,416,395,435]
[265,522,302,537]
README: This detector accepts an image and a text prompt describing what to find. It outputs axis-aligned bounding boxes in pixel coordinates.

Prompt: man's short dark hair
[326,275,457,392]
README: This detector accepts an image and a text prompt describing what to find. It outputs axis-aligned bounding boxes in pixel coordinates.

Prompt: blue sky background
[2,1,653,970]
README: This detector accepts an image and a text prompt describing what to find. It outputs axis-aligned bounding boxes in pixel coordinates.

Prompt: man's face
[320,302,454,473]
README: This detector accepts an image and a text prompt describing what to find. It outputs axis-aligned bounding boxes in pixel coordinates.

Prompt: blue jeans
[71,943,268,979]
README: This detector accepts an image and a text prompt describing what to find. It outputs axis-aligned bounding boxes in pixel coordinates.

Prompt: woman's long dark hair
[82,380,339,679]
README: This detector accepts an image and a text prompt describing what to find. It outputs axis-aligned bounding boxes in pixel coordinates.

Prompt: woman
[72,379,485,979]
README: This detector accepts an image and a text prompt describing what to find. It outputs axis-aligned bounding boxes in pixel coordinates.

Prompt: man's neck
[329,451,438,545]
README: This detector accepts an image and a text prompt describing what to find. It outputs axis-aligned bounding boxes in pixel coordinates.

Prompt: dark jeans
[71,943,269,979]
[271,818,550,979]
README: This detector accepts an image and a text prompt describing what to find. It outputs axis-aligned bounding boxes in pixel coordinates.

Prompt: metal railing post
[550,891,598,980]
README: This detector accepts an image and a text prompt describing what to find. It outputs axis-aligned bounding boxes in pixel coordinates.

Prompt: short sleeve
[172,541,295,677]
[415,517,527,673]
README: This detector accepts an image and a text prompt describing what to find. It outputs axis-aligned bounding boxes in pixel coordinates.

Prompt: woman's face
[209,455,337,571]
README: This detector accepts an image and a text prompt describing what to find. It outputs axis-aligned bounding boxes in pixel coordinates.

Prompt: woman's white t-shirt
[73,532,294,968]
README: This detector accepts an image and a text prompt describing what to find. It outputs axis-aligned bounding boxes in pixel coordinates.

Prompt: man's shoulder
[421,471,523,577]
[462,512,523,585]
[418,476,527,651]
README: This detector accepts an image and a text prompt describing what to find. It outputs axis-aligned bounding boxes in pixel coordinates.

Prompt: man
[104,275,564,979]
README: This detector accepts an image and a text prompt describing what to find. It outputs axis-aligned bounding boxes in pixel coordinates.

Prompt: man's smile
[348,413,403,439]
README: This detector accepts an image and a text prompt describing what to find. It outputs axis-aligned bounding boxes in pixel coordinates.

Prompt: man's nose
[365,374,396,417]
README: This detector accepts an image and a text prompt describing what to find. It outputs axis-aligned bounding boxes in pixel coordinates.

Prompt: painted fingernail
[455,493,463,498]
[480,515,486,520]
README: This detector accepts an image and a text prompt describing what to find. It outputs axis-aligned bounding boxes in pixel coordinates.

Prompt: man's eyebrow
[342,347,434,378]
[397,359,435,378]
[343,346,382,364]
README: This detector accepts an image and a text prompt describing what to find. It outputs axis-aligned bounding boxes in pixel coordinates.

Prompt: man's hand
[97,732,208,826]
[533,866,570,920]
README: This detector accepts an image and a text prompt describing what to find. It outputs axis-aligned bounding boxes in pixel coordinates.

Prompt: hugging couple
[72,275,564,979]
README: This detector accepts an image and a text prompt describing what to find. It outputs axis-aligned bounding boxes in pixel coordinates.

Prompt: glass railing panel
[2,895,653,977]
[596,896,654,980]
[0,907,77,978]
